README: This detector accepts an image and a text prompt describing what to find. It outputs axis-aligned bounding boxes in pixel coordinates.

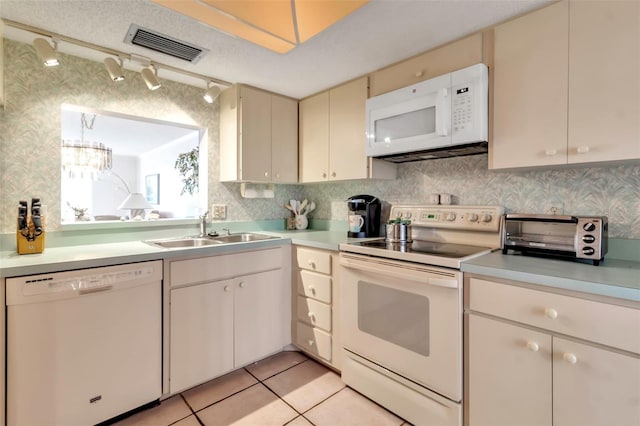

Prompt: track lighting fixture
[141,65,161,91]
[103,57,125,82]
[203,84,221,104]
[33,37,59,67]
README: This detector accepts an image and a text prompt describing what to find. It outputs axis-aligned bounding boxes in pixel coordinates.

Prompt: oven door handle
[340,255,459,289]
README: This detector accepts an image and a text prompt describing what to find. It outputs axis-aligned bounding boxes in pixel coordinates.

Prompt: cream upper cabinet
[1,20,4,108]
[299,91,330,182]
[220,84,298,183]
[491,1,569,169]
[567,0,640,163]
[299,77,395,183]
[370,33,484,97]
[491,0,640,169]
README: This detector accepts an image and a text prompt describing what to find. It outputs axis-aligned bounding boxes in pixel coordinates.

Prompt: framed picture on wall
[145,174,160,204]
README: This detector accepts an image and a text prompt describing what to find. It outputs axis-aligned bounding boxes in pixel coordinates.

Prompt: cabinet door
[468,315,552,426]
[271,94,298,183]
[568,0,640,163]
[240,86,272,181]
[234,269,286,367]
[170,280,234,393]
[370,33,483,97]
[491,1,569,169]
[329,77,368,181]
[553,337,640,426]
[299,91,329,182]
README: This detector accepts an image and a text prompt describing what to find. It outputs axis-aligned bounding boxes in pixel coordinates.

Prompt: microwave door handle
[436,88,450,136]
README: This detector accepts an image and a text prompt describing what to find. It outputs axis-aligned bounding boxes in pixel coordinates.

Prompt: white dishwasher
[6,260,162,426]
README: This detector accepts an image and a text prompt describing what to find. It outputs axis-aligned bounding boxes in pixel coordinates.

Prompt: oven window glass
[357,281,430,356]
[374,107,436,142]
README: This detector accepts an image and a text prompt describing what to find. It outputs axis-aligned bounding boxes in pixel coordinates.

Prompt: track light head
[104,57,125,82]
[33,38,59,67]
[141,65,161,91]
[203,84,221,104]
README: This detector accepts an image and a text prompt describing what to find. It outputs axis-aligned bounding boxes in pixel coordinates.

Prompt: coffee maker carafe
[346,195,381,238]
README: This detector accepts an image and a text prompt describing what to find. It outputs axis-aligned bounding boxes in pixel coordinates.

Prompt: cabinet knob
[275,173,280,178]
[545,148,558,156]
[526,341,539,352]
[415,71,424,77]
[331,172,336,178]
[563,352,577,364]
[239,282,245,288]
[308,260,316,269]
[308,285,316,295]
[224,285,231,292]
[307,312,316,322]
[308,340,315,346]
[576,146,590,154]
[264,171,269,177]
[544,308,558,319]
[322,172,327,178]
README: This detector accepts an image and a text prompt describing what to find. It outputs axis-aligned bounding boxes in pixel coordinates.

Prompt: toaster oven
[502,214,608,265]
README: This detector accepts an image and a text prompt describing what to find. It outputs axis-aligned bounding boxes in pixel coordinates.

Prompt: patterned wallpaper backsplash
[1,39,638,239]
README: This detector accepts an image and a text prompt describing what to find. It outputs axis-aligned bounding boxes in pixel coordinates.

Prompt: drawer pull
[224,285,231,292]
[563,353,578,364]
[526,341,539,352]
[308,285,316,295]
[239,282,245,289]
[308,260,316,269]
[544,308,558,319]
[307,312,316,322]
[308,339,315,346]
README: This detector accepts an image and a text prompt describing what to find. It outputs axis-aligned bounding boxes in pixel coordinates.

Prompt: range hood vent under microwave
[375,141,488,163]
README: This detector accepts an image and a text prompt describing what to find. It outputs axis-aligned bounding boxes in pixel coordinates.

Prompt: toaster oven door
[504,219,577,253]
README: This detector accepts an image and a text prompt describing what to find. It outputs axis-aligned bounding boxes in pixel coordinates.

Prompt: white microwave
[365,63,488,162]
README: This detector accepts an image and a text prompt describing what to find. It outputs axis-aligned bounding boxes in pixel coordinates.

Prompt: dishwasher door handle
[79,285,113,295]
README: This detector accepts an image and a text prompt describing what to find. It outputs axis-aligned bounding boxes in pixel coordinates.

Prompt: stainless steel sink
[209,233,279,243]
[145,233,279,248]
[144,237,224,248]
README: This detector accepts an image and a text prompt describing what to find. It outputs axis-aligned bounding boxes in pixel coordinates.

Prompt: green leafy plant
[174,147,199,195]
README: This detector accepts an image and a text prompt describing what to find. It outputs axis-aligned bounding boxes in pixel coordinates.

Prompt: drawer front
[297,270,332,303]
[297,296,332,332]
[296,247,332,274]
[469,278,640,354]
[296,321,332,362]
[171,247,283,287]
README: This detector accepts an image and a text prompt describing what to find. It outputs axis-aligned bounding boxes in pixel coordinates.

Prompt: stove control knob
[395,211,403,218]
[481,213,492,223]
[404,212,412,219]
[445,212,456,221]
[468,213,479,222]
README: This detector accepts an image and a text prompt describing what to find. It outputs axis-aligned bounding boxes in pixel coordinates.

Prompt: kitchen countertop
[462,251,640,302]
[0,230,366,278]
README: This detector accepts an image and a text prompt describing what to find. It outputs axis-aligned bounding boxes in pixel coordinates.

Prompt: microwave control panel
[452,87,473,133]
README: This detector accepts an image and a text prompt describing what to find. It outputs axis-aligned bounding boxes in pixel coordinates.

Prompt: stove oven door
[339,252,462,402]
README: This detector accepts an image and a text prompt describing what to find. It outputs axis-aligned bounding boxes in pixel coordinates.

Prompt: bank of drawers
[295,247,333,363]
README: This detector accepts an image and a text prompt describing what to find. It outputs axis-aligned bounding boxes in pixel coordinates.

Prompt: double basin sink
[145,232,279,249]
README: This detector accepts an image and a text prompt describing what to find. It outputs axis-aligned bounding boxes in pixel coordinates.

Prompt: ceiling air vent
[124,24,208,63]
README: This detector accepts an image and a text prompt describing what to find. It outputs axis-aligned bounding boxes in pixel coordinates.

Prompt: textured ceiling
[0,0,552,99]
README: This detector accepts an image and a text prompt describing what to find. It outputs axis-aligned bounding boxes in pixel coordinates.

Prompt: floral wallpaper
[1,39,638,240]
[0,39,304,234]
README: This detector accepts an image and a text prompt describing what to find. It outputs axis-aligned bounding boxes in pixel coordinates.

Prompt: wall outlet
[211,204,227,220]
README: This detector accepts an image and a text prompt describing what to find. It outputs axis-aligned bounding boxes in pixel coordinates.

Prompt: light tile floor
[113,351,408,426]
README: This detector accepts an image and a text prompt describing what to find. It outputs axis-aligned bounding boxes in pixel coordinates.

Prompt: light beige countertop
[462,251,640,302]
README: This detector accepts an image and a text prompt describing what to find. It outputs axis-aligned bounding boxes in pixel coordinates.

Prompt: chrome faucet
[222,228,231,236]
[199,211,209,237]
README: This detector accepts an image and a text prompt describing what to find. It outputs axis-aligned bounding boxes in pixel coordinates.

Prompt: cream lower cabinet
[299,77,395,183]
[168,246,290,394]
[465,276,640,426]
[292,246,342,370]
[491,0,639,169]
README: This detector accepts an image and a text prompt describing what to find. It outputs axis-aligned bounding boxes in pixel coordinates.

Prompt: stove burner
[357,240,492,259]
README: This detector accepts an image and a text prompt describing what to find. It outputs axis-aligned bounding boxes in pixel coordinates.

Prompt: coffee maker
[346,195,381,238]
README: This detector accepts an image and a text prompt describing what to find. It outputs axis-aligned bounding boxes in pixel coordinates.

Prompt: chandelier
[62,113,113,179]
